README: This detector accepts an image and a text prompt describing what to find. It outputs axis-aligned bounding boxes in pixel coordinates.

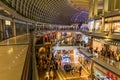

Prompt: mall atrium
[0,0,120,80]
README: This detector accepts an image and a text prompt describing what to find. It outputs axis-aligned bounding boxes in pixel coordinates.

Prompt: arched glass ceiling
[1,0,89,25]
[71,11,88,23]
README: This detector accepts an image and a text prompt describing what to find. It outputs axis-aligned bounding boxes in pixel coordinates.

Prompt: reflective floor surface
[0,34,29,80]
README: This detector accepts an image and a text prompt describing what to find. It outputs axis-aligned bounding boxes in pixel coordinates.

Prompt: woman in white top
[50,69,54,80]
[45,71,49,80]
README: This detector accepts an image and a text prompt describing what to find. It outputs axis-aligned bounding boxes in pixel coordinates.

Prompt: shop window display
[81,34,89,47]
[104,23,110,32]
[16,23,27,35]
[94,21,102,32]
[5,20,13,38]
[112,23,120,32]
[88,20,94,32]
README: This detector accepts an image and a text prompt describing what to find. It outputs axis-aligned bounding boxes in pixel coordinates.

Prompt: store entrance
[5,25,12,38]
[5,20,13,38]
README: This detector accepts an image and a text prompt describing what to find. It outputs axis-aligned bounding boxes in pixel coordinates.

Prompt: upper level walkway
[0,34,30,80]
[36,29,83,33]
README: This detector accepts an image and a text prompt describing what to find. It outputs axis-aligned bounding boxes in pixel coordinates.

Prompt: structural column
[12,19,16,36]
[26,23,29,34]
[108,0,115,11]
[103,0,109,12]
[101,17,105,32]
[0,20,3,40]
[2,20,6,39]
[89,0,94,18]
[94,0,98,16]
[108,18,113,35]
[90,60,94,80]
[115,0,120,10]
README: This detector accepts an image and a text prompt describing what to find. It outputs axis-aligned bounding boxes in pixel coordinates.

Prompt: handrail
[32,52,39,80]
[21,34,32,80]
[52,36,72,46]
[21,43,31,80]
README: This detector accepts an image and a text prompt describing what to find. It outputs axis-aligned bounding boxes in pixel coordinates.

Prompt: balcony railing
[21,43,32,80]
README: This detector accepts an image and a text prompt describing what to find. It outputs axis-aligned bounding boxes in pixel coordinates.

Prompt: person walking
[50,69,54,80]
[44,70,49,80]
[79,66,82,76]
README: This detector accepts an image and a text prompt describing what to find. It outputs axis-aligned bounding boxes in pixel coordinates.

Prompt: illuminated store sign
[5,20,11,25]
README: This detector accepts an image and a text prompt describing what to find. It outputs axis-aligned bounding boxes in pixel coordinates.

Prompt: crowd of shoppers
[36,53,58,80]
[86,46,120,68]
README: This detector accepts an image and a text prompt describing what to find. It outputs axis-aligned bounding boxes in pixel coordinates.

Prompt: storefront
[93,39,119,54]
[61,32,73,38]
[5,20,13,38]
[80,34,90,47]
[112,22,120,33]
[88,20,94,32]
[104,23,111,32]
[93,63,120,80]
[92,39,104,51]
[56,32,62,39]
[93,64,110,80]
[15,22,27,35]
[93,39,120,69]
[94,20,102,32]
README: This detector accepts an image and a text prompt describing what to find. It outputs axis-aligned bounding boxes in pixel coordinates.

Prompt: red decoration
[110,74,113,78]
[44,35,48,38]
[106,72,110,77]
[50,33,53,36]
[114,76,118,80]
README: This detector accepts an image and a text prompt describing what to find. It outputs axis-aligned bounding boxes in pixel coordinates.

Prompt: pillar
[90,60,94,80]
[26,23,29,34]
[89,0,94,18]
[0,20,3,40]
[94,0,98,16]
[2,20,6,39]
[103,0,109,13]
[101,17,105,32]
[115,0,120,10]
[12,19,16,36]
[89,37,93,49]
[108,0,115,11]
[108,18,113,35]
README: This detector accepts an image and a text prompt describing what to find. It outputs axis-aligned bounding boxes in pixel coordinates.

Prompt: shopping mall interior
[0,0,120,80]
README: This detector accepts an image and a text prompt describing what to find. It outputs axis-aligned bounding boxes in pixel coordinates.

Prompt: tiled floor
[0,34,29,80]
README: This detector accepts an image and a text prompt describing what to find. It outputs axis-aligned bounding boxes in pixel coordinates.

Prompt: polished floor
[56,51,89,80]
[0,34,29,45]
[0,34,29,80]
